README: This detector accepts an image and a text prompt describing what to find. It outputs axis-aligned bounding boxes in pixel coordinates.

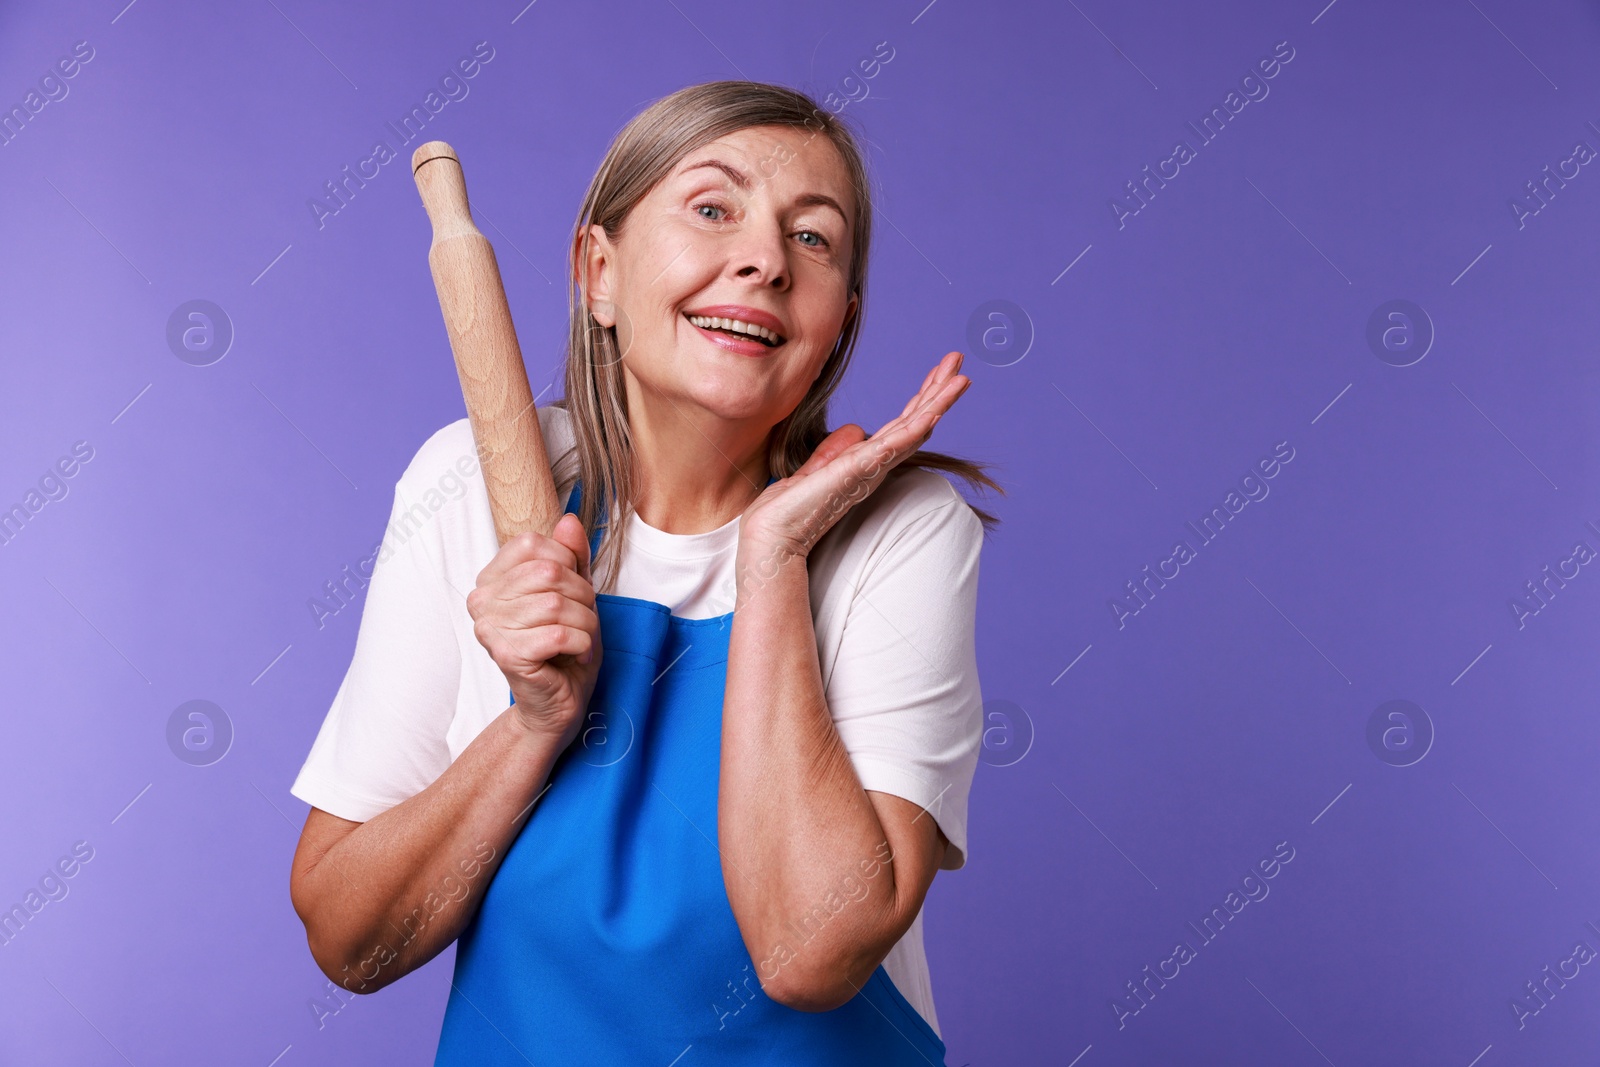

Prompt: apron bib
[433,481,949,1066]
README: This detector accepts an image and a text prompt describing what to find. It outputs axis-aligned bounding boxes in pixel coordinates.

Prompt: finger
[477,524,580,587]
[549,512,593,583]
[478,592,597,668]
[843,354,963,475]
[477,533,565,588]
[904,374,969,443]
[499,559,599,610]
[855,371,970,474]
[897,366,942,421]
[509,618,597,667]
[784,355,969,509]
[916,350,960,394]
[498,593,600,646]
[926,369,970,417]
[899,351,963,421]
[904,367,969,428]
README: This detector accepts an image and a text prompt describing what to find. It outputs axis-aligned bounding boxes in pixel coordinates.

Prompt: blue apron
[434,481,949,1066]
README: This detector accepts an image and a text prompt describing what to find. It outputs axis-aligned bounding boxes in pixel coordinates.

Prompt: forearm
[292,707,566,993]
[719,548,900,1007]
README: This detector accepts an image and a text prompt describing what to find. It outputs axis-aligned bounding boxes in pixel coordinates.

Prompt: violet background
[2,0,1598,1063]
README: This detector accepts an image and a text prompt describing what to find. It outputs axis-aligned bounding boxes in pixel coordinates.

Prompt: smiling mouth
[685,313,786,347]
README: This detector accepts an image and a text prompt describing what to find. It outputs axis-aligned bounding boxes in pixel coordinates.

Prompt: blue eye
[695,202,725,220]
[796,230,827,248]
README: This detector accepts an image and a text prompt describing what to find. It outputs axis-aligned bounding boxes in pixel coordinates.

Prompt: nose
[731,217,789,291]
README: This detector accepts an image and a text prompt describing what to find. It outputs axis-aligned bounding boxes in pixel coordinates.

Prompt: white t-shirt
[290,403,985,1037]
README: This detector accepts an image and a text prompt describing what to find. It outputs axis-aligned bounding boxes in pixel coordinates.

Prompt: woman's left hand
[738,350,971,569]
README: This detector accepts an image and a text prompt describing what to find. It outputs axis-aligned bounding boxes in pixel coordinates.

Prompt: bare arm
[718,554,948,1012]
[720,352,971,1011]
[290,709,567,993]
[290,513,602,994]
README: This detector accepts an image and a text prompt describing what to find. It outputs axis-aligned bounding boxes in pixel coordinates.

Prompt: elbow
[760,953,873,1014]
[291,877,383,996]
[290,809,393,994]
[297,902,395,996]
[303,925,389,997]
[753,899,908,1013]
[297,911,362,994]
[764,974,856,1014]
[303,928,357,992]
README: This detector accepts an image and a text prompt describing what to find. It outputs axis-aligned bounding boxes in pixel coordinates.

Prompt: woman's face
[582,124,858,436]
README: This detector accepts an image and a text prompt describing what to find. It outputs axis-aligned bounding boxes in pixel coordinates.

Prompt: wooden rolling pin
[411,140,560,546]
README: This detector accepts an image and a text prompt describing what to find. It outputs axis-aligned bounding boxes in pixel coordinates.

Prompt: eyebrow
[683,158,850,225]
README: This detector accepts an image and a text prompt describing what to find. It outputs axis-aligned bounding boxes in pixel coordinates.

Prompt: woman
[288,80,1000,1065]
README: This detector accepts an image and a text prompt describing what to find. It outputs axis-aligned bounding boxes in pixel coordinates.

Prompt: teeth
[688,314,783,345]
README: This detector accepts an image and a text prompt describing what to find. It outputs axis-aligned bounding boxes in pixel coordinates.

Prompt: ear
[578,223,618,328]
[839,291,860,340]
[840,291,859,332]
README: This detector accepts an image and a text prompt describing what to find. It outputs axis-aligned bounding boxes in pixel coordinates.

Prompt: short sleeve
[824,486,984,871]
[289,480,461,823]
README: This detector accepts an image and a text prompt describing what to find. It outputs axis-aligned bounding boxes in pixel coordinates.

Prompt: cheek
[633,246,715,333]
[636,223,715,291]
[797,288,852,352]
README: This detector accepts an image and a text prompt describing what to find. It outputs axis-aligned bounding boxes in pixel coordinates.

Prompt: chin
[679,376,782,423]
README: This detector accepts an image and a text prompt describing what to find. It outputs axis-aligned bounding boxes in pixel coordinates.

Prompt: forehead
[670,125,856,223]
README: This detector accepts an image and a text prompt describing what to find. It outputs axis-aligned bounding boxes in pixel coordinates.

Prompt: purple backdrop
[2,0,1598,1063]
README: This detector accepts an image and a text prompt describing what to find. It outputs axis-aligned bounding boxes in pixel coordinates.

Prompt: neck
[623,380,771,535]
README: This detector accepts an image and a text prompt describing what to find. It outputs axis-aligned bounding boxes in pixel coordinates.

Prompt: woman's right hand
[467,511,602,749]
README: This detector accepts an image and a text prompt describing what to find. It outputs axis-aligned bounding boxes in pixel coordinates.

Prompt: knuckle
[536,625,567,659]
[506,535,535,562]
